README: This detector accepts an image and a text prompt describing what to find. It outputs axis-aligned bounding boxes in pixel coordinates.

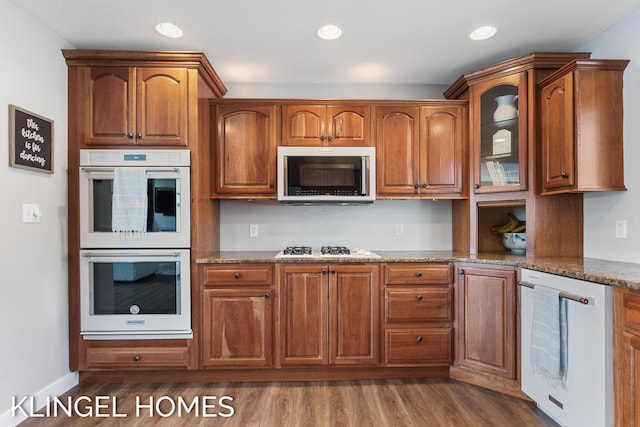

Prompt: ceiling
[11,0,640,86]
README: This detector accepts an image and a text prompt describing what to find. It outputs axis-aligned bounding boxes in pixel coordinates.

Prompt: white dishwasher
[520,268,613,427]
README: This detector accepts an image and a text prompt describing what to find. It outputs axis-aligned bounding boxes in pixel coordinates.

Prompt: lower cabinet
[84,343,190,370]
[614,286,640,426]
[454,263,517,380]
[278,263,379,366]
[383,263,454,366]
[201,264,274,367]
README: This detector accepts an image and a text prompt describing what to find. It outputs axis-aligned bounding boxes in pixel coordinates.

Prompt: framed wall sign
[9,104,54,174]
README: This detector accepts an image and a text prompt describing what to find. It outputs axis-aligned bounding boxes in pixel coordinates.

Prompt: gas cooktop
[275,245,380,259]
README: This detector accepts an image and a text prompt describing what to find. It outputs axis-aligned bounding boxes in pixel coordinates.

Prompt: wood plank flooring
[18,378,558,426]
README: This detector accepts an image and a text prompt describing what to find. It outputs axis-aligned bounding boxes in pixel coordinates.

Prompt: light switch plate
[23,203,41,223]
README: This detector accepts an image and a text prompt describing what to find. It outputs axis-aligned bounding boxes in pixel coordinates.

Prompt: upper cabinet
[63,50,227,148]
[282,104,371,146]
[471,74,527,193]
[211,103,278,198]
[375,102,467,198]
[539,59,629,195]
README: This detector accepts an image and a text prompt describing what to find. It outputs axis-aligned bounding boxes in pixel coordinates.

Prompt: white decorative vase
[493,94,518,127]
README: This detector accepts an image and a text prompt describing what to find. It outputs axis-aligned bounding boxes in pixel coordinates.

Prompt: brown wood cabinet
[211,103,278,197]
[278,263,379,366]
[201,264,274,367]
[454,264,517,381]
[375,103,466,198]
[282,104,371,146]
[444,52,592,258]
[539,59,629,194]
[383,263,454,366]
[614,286,640,426]
[85,345,190,370]
[81,66,190,146]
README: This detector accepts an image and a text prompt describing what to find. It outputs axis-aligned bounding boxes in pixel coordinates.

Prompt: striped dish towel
[530,284,568,386]
[111,168,147,239]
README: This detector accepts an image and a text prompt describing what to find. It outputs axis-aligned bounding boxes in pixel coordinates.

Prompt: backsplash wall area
[219,199,452,251]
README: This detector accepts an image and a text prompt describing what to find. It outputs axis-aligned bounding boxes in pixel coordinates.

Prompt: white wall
[0,2,76,426]
[580,9,640,263]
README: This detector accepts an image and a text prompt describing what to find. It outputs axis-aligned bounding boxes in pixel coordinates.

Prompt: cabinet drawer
[385,328,452,365]
[202,264,273,286]
[86,346,189,369]
[385,263,452,285]
[385,287,452,323]
[623,291,640,332]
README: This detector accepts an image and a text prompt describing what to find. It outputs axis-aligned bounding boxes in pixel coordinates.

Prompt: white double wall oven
[78,149,192,339]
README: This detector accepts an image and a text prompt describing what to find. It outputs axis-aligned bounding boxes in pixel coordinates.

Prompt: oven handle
[81,167,181,173]
[82,252,181,258]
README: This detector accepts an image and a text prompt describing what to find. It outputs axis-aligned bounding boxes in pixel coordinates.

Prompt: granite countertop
[196,250,640,290]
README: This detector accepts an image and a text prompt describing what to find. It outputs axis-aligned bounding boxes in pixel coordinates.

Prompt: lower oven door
[80,249,191,339]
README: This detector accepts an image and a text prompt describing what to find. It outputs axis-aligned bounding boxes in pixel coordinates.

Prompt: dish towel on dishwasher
[112,168,147,239]
[530,284,568,386]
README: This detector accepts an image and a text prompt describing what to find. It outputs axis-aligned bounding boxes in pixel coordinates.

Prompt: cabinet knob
[233,272,240,279]
[322,269,327,275]
[331,269,336,275]
[133,356,140,362]
[417,272,423,277]
[414,184,420,190]
[458,269,464,275]
[416,295,423,301]
[561,173,569,179]
[422,183,428,189]
[269,183,275,189]
[327,136,333,142]
[126,133,134,139]
[474,184,480,189]
[320,136,325,141]
[136,133,142,139]
[264,292,270,299]
[416,336,423,343]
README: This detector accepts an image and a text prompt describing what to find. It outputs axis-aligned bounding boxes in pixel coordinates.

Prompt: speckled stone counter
[195,250,640,290]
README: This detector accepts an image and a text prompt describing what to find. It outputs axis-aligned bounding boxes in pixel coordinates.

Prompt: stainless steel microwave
[277,146,376,204]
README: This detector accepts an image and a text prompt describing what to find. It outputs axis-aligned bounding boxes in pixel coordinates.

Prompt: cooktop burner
[276,245,379,259]
[321,246,351,255]
[282,246,313,256]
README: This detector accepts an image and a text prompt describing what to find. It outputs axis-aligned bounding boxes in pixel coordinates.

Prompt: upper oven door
[79,165,191,248]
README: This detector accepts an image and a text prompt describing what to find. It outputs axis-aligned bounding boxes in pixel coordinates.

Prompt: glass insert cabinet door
[473,74,527,193]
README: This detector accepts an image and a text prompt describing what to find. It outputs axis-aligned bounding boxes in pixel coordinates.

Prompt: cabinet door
[330,264,379,365]
[541,72,575,191]
[136,68,189,146]
[327,105,370,146]
[202,288,273,367]
[84,66,136,145]
[281,105,327,146]
[214,104,277,196]
[472,73,527,193]
[375,106,420,196]
[420,106,465,195]
[455,265,516,379]
[279,265,328,365]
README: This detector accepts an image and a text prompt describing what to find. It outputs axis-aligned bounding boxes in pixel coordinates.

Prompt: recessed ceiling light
[155,22,184,39]
[317,24,343,40]
[469,25,497,41]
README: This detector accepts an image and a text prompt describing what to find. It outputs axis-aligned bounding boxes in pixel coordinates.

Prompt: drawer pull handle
[264,292,270,299]
[133,356,140,362]
[417,272,423,277]
[417,336,423,343]
[233,273,240,279]
[416,295,423,301]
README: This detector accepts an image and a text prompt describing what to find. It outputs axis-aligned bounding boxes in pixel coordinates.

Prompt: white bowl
[502,232,526,254]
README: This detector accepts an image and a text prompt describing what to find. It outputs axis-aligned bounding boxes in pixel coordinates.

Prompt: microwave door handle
[81,167,180,173]
[82,252,180,258]
[361,157,367,195]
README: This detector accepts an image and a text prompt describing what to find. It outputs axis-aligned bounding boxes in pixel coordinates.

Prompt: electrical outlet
[249,224,258,238]
[615,220,627,239]
[395,223,404,236]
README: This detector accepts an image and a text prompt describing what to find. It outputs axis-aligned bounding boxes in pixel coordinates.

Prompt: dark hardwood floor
[18,378,558,426]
